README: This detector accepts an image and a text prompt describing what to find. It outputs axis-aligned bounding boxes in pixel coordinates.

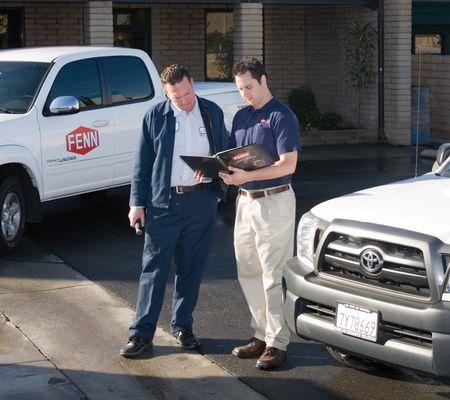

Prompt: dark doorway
[0,9,23,49]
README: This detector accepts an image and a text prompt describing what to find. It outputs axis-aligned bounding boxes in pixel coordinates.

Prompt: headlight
[442,255,450,301]
[297,212,320,270]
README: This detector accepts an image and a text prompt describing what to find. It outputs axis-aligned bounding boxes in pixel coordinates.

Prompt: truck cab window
[101,56,154,105]
[47,59,102,111]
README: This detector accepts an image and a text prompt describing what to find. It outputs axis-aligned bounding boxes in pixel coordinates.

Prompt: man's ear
[261,75,267,87]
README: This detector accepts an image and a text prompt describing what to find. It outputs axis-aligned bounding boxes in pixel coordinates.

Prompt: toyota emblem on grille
[359,248,384,275]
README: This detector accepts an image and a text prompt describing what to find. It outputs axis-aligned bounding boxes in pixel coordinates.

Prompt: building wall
[234,3,263,61]
[303,5,379,131]
[263,5,306,102]
[84,1,113,46]
[17,3,84,46]
[412,54,450,139]
[384,0,412,145]
[149,3,232,79]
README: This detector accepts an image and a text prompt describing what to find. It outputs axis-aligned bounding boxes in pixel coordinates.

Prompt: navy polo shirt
[229,97,300,191]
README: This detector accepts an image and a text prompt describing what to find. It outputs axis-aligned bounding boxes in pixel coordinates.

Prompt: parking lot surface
[26,145,450,399]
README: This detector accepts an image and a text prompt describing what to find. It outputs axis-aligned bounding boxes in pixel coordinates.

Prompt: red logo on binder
[233,151,249,161]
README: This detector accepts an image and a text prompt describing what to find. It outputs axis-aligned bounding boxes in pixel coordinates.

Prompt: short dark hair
[232,57,267,83]
[161,64,192,86]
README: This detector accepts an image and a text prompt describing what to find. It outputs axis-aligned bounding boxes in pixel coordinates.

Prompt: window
[412,4,450,55]
[414,34,442,54]
[101,56,154,104]
[47,59,102,111]
[0,9,22,49]
[113,9,150,55]
[206,11,233,81]
[0,62,49,114]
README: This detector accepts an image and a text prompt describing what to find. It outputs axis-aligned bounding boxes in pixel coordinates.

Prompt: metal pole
[377,0,386,142]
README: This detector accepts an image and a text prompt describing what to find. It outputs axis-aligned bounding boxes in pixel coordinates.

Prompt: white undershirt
[170,98,211,186]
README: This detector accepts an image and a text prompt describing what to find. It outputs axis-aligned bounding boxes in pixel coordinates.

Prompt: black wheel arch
[0,163,43,224]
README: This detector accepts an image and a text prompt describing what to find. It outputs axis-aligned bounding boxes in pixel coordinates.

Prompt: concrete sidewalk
[0,239,266,400]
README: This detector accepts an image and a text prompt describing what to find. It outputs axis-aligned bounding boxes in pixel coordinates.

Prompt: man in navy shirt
[219,58,300,370]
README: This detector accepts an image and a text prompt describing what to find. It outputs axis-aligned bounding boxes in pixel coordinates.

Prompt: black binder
[180,144,274,178]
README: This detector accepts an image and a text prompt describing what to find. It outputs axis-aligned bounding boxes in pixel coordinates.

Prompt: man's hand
[194,170,205,182]
[219,166,249,186]
[129,206,146,227]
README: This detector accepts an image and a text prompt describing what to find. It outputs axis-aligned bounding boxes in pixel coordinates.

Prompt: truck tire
[0,176,26,255]
[326,346,379,373]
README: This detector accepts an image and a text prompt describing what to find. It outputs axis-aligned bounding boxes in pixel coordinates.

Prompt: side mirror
[436,143,450,166]
[48,96,80,115]
[432,143,450,172]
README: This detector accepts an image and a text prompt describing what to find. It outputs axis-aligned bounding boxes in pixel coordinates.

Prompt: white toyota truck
[0,46,243,254]
[282,144,450,382]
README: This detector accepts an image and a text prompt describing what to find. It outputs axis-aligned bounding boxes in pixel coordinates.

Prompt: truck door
[39,58,114,199]
[99,55,163,185]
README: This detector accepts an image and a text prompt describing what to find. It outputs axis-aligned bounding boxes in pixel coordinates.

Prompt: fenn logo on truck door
[66,126,100,155]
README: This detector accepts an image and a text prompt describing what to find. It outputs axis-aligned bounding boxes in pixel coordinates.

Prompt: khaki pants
[234,187,295,351]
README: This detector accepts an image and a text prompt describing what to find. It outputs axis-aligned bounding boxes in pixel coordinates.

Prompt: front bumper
[282,256,450,379]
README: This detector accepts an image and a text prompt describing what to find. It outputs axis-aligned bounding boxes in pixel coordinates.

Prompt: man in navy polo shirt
[219,58,300,370]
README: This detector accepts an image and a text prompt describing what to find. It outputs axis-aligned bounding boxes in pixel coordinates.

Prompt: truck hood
[194,82,238,96]
[0,113,26,123]
[311,174,450,243]
[194,82,246,131]
[0,110,37,148]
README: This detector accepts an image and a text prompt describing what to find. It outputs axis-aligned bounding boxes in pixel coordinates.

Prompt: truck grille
[318,233,430,297]
[304,301,432,348]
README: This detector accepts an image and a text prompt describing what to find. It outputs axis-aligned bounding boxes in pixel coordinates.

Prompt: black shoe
[174,329,201,349]
[120,336,152,358]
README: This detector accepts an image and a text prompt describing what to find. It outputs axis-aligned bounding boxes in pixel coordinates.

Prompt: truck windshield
[0,61,50,114]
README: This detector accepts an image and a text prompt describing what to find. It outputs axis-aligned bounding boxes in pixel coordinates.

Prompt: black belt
[239,184,290,199]
[171,183,210,194]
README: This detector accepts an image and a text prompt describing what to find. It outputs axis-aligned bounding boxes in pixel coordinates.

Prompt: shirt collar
[170,97,199,118]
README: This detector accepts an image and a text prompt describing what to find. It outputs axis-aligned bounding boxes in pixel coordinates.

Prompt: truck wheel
[0,176,26,255]
[326,346,379,372]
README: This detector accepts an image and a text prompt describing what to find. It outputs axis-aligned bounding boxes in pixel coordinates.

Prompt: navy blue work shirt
[229,97,300,191]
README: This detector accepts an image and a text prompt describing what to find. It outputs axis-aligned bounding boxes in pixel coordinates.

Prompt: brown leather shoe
[255,347,286,370]
[232,337,266,358]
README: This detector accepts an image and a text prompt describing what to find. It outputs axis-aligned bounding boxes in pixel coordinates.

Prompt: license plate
[335,302,379,342]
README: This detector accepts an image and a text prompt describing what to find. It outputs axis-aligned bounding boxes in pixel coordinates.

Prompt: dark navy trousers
[129,188,218,339]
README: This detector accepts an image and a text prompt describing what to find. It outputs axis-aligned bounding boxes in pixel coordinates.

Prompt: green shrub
[287,86,321,131]
[320,112,344,130]
[287,86,345,131]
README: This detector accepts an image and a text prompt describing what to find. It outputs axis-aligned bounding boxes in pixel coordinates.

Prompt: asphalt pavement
[2,143,450,399]
[0,240,265,400]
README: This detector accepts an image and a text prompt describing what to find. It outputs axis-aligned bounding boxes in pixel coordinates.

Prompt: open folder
[180,144,274,178]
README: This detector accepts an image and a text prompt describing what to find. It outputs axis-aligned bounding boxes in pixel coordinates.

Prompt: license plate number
[335,302,379,342]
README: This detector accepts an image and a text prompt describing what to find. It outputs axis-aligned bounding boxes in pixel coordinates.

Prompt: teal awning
[413,3,450,25]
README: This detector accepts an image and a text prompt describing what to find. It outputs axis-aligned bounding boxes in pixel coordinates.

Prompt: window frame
[113,8,151,56]
[205,8,234,82]
[98,55,155,107]
[412,25,450,55]
[44,58,106,116]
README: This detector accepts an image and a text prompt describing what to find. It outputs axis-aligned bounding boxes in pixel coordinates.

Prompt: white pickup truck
[0,46,243,254]
[282,144,450,382]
